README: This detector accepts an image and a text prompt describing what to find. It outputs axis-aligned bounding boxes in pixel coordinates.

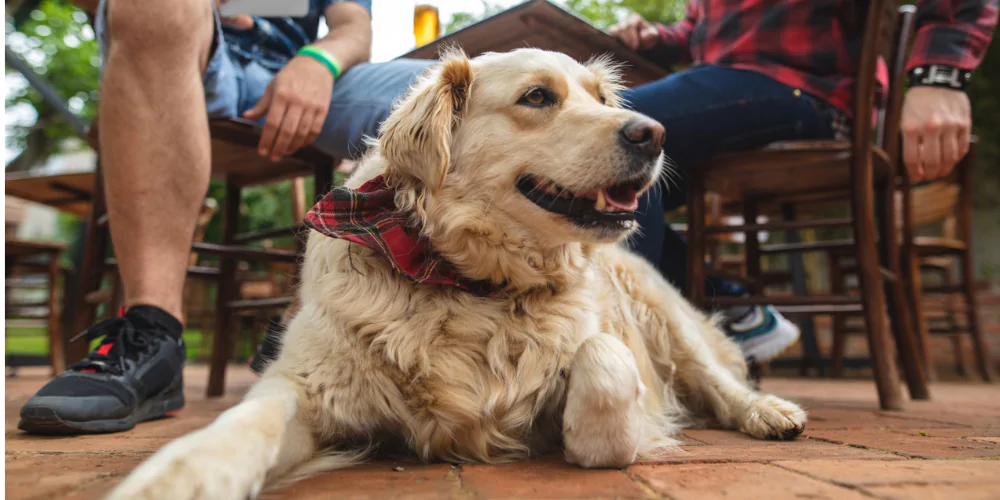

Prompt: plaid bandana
[304,175,500,295]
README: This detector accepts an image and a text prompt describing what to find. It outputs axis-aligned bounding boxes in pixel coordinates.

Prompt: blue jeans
[95,0,434,160]
[622,65,838,297]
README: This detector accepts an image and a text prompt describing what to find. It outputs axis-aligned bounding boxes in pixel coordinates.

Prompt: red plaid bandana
[304,175,499,295]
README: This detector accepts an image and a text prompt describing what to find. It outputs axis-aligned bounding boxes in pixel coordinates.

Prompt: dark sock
[125,305,184,339]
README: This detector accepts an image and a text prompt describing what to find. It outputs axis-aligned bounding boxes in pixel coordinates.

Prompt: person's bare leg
[100,0,215,319]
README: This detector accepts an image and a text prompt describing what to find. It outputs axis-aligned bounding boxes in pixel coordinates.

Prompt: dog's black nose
[619,117,665,159]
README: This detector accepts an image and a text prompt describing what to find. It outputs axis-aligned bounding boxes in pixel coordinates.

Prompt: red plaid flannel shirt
[304,175,499,295]
[645,0,998,116]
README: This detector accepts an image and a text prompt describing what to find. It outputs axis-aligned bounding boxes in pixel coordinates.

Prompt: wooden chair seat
[914,236,967,255]
[919,256,954,270]
[703,141,892,200]
[209,119,327,186]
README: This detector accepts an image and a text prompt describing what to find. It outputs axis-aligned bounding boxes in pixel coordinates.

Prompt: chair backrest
[894,180,960,240]
[910,182,960,228]
[853,1,915,160]
[877,4,917,157]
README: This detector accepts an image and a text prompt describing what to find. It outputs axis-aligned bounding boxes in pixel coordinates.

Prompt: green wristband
[297,45,342,79]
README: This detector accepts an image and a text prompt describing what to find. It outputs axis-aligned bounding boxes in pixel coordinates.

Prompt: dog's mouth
[515,174,644,230]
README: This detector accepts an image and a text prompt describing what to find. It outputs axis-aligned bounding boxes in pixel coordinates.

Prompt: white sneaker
[725,306,801,362]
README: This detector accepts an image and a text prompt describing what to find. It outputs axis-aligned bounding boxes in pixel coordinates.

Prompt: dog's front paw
[107,429,268,500]
[739,394,807,440]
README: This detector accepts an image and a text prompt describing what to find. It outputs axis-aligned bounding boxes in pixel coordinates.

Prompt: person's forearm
[909,0,998,70]
[640,23,694,66]
[313,2,373,74]
[638,2,700,68]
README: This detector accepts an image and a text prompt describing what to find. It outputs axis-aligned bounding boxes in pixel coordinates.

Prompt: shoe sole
[740,313,801,363]
[17,384,185,435]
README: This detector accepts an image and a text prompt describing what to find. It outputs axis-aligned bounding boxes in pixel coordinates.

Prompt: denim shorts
[95,0,434,160]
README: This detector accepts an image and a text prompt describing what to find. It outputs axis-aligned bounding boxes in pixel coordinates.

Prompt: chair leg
[900,178,936,382]
[852,157,903,410]
[685,169,707,308]
[829,256,847,378]
[950,335,968,378]
[960,251,992,381]
[878,182,928,400]
[907,256,936,381]
[742,199,761,298]
[69,157,110,365]
[943,269,964,378]
[47,252,66,375]
[207,181,242,397]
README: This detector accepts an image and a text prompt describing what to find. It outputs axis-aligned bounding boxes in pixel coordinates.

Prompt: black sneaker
[18,307,186,435]
[249,319,284,375]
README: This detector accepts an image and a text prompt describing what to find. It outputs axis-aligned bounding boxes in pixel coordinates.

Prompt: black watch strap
[909,64,972,91]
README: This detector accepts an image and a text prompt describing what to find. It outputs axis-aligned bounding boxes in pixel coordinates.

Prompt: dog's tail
[265,446,374,491]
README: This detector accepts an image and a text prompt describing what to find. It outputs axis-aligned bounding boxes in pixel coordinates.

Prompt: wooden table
[5,171,95,218]
[403,0,669,88]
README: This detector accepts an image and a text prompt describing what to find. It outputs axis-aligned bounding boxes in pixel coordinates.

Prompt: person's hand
[609,13,660,51]
[900,86,971,181]
[243,56,334,161]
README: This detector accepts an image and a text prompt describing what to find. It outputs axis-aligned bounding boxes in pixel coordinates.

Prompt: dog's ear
[380,50,472,193]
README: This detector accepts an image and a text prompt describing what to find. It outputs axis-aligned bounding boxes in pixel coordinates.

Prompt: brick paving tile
[666,429,901,462]
[773,459,1000,486]
[968,436,1000,444]
[268,460,458,500]
[460,456,650,499]
[60,479,125,500]
[801,407,972,430]
[805,427,1000,459]
[5,433,175,454]
[629,462,867,500]
[5,452,147,500]
[863,482,1000,500]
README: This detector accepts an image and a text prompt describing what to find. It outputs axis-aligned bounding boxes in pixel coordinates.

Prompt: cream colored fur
[108,49,806,500]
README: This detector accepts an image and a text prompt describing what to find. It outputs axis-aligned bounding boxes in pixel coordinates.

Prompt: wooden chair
[829,145,992,381]
[70,118,337,397]
[684,2,926,410]
[6,239,68,374]
[904,147,992,381]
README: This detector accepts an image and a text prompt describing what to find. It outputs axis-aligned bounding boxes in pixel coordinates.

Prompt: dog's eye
[599,94,607,105]
[518,88,554,108]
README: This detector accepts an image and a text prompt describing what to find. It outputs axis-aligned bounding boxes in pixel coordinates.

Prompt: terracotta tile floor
[6,365,999,499]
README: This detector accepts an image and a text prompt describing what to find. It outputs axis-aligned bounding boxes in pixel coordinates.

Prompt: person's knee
[105,0,213,56]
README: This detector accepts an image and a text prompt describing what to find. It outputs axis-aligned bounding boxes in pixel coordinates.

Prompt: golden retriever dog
[109,48,806,499]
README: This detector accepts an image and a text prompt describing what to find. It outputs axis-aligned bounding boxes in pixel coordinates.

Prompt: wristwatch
[909,64,972,91]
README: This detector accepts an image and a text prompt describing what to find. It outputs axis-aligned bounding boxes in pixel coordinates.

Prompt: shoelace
[67,317,163,376]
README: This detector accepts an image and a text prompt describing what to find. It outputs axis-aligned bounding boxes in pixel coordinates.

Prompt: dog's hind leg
[107,375,317,500]
[563,334,648,468]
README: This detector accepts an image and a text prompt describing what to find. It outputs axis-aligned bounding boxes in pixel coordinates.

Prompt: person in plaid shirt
[609,0,998,363]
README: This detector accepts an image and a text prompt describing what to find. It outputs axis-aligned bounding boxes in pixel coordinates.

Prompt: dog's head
[376,48,665,287]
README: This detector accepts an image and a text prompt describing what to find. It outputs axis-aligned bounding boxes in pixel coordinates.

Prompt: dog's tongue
[602,188,639,212]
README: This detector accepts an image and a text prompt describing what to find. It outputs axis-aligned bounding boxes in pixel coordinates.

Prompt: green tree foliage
[6,0,100,167]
